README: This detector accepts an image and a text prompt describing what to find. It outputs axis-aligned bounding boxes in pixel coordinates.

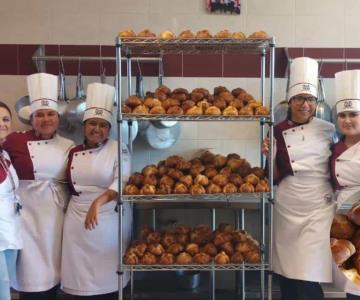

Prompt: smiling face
[0,106,12,144]
[289,94,317,124]
[84,118,110,148]
[31,109,59,139]
[337,111,360,137]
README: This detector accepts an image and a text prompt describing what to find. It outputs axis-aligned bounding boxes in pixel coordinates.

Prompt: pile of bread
[119,29,268,40]
[124,223,261,265]
[124,151,269,196]
[123,85,269,116]
[330,201,360,282]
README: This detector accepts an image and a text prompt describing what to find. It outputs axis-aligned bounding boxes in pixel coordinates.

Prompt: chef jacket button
[82,153,85,155]
[336,174,339,177]
[34,170,37,173]
[45,141,48,144]
[79,192,82,194]
[75,153,78,157]
[71,166,74,170]
[89,151,92,154]
[294,170,297,173]
[29,143,32,146]
[301,127,304,130]
[291,160,294,163]
[292,129,295,132]
[31,156,34,159]
[37,142,40,145]
[73,182,76,184]
[284,132,287,135]
[287,145,291,148]
[336,159,340,162]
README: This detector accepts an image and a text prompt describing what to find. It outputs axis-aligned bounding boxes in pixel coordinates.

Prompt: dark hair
[0,101,11,117]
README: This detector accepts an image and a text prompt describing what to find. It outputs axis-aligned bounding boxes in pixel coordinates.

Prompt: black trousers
[278,274,324,300]
[347,294,360,300]
[19,286,58,300]
[73,292,117,300]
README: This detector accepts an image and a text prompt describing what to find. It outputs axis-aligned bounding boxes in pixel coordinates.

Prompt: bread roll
[176,252,193,264]
[232,32,246,39]
[214,251,230,264]
[141,252,157,265]
[215,30,232,38]
[137,29,156,37]
[331,238,356,265]
[159,253,174,265]
[193,252,211,264]
[178,30,194,38]
[248,31,268,39]
[132,105,149,114]
[160,30,175,39]
[119,30,136,37]
[196,29,212,38]
[348,201,360,226]
[331,214,355,239]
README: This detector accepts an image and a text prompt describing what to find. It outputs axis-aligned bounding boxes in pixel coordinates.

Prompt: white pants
[0,249,17,300]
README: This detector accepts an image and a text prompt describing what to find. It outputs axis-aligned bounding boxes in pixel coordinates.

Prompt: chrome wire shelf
[122,263,269,272]
[123,192,269,203]
[116,37,272,55]
[121,113,270,122]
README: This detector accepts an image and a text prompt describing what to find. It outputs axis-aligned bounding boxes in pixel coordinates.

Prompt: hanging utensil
[66,71,86,128]
[142,121,181,149]
[274,64,290,124]
[58,71,70,131]
[15,95,31,125]
[315,77,332,123]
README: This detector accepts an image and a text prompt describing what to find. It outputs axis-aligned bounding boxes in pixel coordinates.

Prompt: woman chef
[262,57,336,299]
[61,82,131,299]
[330,69,360,300]
[3,73,74,300]
[0,101,22,300]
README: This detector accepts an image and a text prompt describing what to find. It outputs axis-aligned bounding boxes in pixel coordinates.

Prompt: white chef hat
[335,69,360,114]
[18,73,58,120]
[83,82,115,124]
[288,57,318,101]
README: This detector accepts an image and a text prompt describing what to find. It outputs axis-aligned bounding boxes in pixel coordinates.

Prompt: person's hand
[85,198,101,230]
[261,137,277,159]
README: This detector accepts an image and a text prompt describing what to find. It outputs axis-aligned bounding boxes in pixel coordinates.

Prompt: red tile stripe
[1,44,360,78]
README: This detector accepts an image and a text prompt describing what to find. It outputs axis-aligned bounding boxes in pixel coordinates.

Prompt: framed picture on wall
[207,0,241,14]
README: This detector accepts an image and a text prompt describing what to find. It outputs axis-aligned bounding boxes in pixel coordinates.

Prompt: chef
[61,82,131,298]
[0,101,22,300]
[262,57,336,299]
[3,73,74,300]
[331,69,360,300]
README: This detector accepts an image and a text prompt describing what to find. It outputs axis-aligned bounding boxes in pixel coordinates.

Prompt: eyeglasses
[291,96,317,105]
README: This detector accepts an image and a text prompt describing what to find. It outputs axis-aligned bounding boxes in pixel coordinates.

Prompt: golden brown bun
[348,201,360,226]
[178,175,193,187]
[159,253,174,265]
[244,251,261,263]
[255,106,270,115]
[137,29,156,37]
[186,106,203,115]
[197,100,211,111]
[220,241,235,256]
[124,252,139,264]
[190,184,206,195]
[193,252,211,264]
[150,106,166,114]
[159,175,175,188]
[167,168,184,180]
[331,238,356,265]
[223,106,238,116]
[160,30,175,39]
[215,251,230,264]
[214,86,229,95]
[128,172,144,187]
[248,31,269,39]
[176,252,193,264]
[144,97,162,108]
[219,91,234,103]
[174,182,189,194]
[331,214,355,239]
[122,104,132,113]
[172,93,188,101]
[132,105,149,114]
[215,30,232,38]
[119,30,136,37]
[143,174,158,186]
[238,106,254,116]
[352,229,360,249]
[232,32,246,39]
[190,91,205,102]
[232,230,248,243]
[251,167,266,179]
[218,223,235,233]
[196,29,212,38]
[213,98,227,110]
[140,228,153,241]
[213,155,227,168]
[182,100,196,112]
[140,252,157,265]
[223,183,238,193]
[239,182,255,193]
[157,164,168,176]
[146,231,161,244]
[199,150,216,164]
[205,106,222,115]
[185,243,200,256]
[173,88,190,94]
[176,234,190,245]
[155,85,171,96]
[178,30,194,38]
[194,174,209,186]
[214,232,232,246]
[176,160,192,172]
[204,167,218,179]
[212,174,229,187]
[190,164,205,177]
[231,252,244,263]
[206,183,222,194]
[255,180,270,192]
[167,243,184,255]
[229,173,243,186]
[125,95,143,108]
[124,184,140,195]
[229,99,244,109]
[128,241,147,257]
[142,165,158,176]
[167,106,184,115]
[202,243,218,257]
[156,184,172,195]
[244,173,260,186]
[148,243,165,256]
[165,155,183,168]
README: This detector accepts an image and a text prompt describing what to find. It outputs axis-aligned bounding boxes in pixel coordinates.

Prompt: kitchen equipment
[58,72,70,131]
[15,95,31,125]
[66,72,86,129]
[142,121,181,149]
[315,77,332,122]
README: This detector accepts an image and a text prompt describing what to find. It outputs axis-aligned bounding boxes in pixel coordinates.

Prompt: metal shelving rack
[115,36,275,300]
